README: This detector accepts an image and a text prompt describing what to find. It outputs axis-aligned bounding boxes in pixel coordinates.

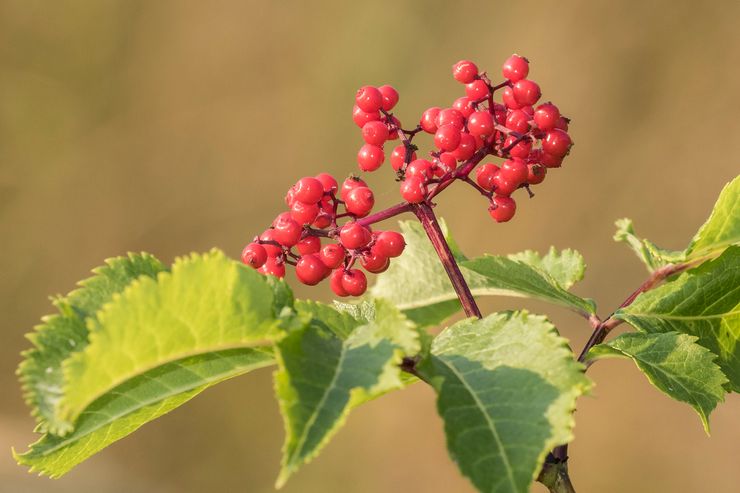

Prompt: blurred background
[1,1,738,492]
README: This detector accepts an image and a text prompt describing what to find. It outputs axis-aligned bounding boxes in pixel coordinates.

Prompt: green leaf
[59,249,286,426]
[419,312,591,493]
[613,218,686,271]
[274,299,419,487]
[587,332,727,432]
[615,246,740,392]
[370,221,595,326]
[15,348,274,478]
[17,253,166,435]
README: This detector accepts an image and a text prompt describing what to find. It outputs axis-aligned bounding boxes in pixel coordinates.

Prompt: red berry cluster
[241,173,406,297]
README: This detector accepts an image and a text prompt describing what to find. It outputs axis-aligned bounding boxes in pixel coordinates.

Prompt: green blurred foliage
[1,1,738,492]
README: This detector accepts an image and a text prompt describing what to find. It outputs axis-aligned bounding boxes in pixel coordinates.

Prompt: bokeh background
[1,1,738,492]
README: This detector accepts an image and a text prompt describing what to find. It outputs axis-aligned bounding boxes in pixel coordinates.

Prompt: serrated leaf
[370,221,595,326]
[587,332,727,432]
[15,348,274,478]
[615,246,740,391]
[18,253,166,435]
[418,312,591,493]
[274,299,419,487]
[613,218,687,272]
[59,249,286,426]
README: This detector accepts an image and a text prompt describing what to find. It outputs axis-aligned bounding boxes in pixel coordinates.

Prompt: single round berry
[420,107,441,133]
[296,236,321,255]
[345,186,375,217]
[320,243,346,269]
[378,84,399,111]
[512,79,541,107]
[352,104,380,128]
[361,249,390,273]
[435,108,465,130]
[258,257,286,278]
[505,109,531,134]
[502,54,529,82]
[241,242,267,268]
[285,187,296,207]
[475,163,499,191]
[452,60,478,84]
[467,110,495,137]
[437,152,458,175]
[386,115,402,140]
[295,254,328,286]
[500,158,529,185]
[272,215,303,247]
[355,85,383,113]
[542,129,572,158]
[341,269,368,296]
[406,159,434,180]
[339,222,372,250]
[361,120,389,146]
[465,79,490,100]
[340,176,368,202]
[451,132,477,161]
[452,96,475,118]
[357,144,385,172]
[540,152,563,168]
[374,231,405,258]
[502,86,522,109]
[259,230,283,257]
[290,200,320,225]
[489,195,517,223]
[555,116,570,131]
[390,145,417,171]
[400,176,427,203]
[434,124,461,151]
[315,172,338,194]
[330,269,349,297]
[527,163,547,184]
[504,135,532,159]
[492,173,519,196]
[533,103,560,131]
[294,177,324,204]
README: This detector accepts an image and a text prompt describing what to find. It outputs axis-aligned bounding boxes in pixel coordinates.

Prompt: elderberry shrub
[242,54,572,296]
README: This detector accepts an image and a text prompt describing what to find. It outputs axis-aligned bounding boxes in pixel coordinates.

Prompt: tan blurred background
[1,1,738,492]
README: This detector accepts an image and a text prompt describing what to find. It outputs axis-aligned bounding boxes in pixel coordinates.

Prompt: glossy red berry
[451,132,477,161]
[527,163,547,184]
[400,176,427,203]
[489,195,517,223]
[555,116,570,131]
[452,60,478,84]
[502,54,529,82]
[340,176,368,202]
[435,108,465,130]
[542,129,572,158]
[355,85,383,113]
[467,110,495,137]
[290,200,320,225]
[330,269,349,297]
[390,145,417,171]
[386,115,402,140]
[296,236,321,255]
[320,243,346,269]
[374,231,405,258]
[339,222,372,250]
[437,152,458,175]
[352,104,380,128]
[315,173,338,194]
[360,249,390,273]
[420,107,441,133]
[406,159,434,180]
[475,163,499,191]
[500,158,529,185]
[540,152,563,168]
[295,254,328,286]
[259,230,283,257]
[341,269,368,296]
[241,243,267,268]
[378,84,399,111]
[357,144,385,172]
[492,172,519,196]
[294,177,324,204]
[465,79,490,100]
[258,257,286,278]
[512,79,541,106]
[344,186,375,217]
[505,109,531,134]
[434,124,461,151]
[361,120,389,146]
[452,97,475,118]
[272,215,303,247]
[504,135,532,159]
[502,87,522,110]
[533,103,560,131]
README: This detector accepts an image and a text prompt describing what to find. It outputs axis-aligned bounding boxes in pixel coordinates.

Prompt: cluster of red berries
[351,55,572,223]
[240,173,406,297]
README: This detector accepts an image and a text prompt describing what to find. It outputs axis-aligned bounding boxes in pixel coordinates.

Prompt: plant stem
[538,456,577,493]
[412,202,482,318]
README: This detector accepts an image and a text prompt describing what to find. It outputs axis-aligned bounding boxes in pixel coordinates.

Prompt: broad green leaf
[274,299,419,487]
[15,348,274,478]
[18,253,166,435]
[59,249,286,426]
[370,221,595,326]
[587,332,727,432]
[419,312,591,493]
[615,246,740,391]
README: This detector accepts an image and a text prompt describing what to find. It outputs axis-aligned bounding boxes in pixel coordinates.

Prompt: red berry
[290,200,320,225]
[533,103,560,131]
[406,159,434,180]
[452,60,478,84]
[420,107,441,133]
[320,243,346,269]
[527,163,547,185]
[540,152,563,168]
[489,195,517,222]
[341,269,367,296]
[451,132,477,161]
[345,186,375,217]
[340,176,368,202]
[352,104,380,128]
[378,84,399,111]
[502,54,529,82]
[505,109,531,134]
[285,187,297,207]
[512,79,541,107]
[386,115,402,140]
[259,230,283,257]
[390,145,417,171]
[435,108,465,130]
[452,97,475,118]
[361,120,389,146]
[360,249,390,273]
[295,254,328,286]
[339,222,372,250]
[241,243,267,268]
[467,110,495,137]
[502,87,522,109]
[504,135,532,159]
[330,269,349,297]
[375,231,405,258]
[315,172,338,194]
[355,85,383,113]
[434,124,461,151]
[357,144,385,172]
[400,176,427,203]
[294,177,324,204]
[437,152,458,175]
[258,257,286,278]
[296,236,321,255]
[500,158,529,186]
[555,116,570,131]
[492,172,519,196]
[465,79,490,100]
[493,103,507,124]
[542,129,572,158]
[272,215,303,247]
[476,163,499,191]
